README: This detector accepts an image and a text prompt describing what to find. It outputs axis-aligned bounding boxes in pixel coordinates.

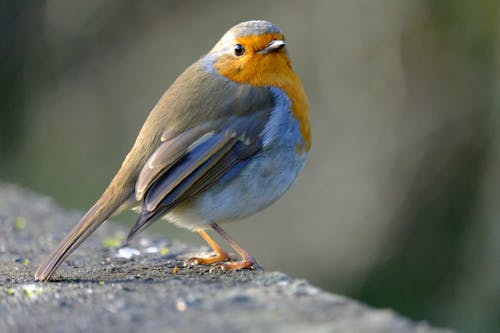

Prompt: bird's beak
[260,40,286,54]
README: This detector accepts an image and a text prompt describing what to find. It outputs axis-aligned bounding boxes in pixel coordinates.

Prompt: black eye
[233,44,245,56]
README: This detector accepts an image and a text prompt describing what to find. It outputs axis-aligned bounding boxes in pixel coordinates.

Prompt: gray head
[210,20,284,55]
[228,20,282,38]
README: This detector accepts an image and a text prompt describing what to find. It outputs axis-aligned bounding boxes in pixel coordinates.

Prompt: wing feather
[126,86,275,242]
[143,131,237,212]
[135,125,213,200]
[126,137,238,240]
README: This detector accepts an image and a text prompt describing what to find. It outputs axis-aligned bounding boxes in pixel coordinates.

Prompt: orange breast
[214,33,311,152]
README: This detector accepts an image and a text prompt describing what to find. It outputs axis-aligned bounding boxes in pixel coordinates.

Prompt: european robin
[35,20,311,281]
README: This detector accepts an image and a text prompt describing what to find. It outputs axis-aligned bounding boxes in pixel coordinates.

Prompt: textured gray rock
[0,183,452,333]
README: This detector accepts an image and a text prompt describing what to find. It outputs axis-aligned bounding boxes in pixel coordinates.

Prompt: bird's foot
[184,251,231,267]
[209,258,263,273]
[187,224,263,272]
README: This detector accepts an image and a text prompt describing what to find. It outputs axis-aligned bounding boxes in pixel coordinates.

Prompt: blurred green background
[1,1,499,332]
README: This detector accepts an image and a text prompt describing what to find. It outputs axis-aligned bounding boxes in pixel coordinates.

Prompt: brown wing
[135,122,215,201]
[127,110,272,241]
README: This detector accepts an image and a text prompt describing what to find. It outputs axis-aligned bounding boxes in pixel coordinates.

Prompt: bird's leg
[184,229,231,266]
[209,223,262,272]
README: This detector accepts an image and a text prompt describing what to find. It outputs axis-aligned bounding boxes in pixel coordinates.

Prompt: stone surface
[0,183,452,333]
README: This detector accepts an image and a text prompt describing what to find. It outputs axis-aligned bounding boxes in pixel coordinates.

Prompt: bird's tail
[35,187,132,281]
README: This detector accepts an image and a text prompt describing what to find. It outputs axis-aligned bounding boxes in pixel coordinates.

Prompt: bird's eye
[233,44,245,56]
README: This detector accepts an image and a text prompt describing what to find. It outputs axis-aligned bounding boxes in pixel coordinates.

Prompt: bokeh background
[1,1,499,332]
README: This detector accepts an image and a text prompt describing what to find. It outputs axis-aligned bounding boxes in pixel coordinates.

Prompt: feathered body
[35,20,311,281]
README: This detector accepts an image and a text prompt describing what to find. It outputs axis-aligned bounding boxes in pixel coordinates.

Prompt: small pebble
[115,247,140,259]
[176,298,187,312]
[144,246,159,254]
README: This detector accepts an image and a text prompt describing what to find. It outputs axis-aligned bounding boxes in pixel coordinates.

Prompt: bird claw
[208,260,262,273]
[208,263,227,273]
[183,253,230,267]
[183,257,199,266]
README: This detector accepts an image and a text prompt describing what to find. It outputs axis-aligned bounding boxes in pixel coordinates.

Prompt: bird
[35,20,311,281]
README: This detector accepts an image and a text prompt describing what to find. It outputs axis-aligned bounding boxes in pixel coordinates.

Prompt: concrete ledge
[0,183,452,333]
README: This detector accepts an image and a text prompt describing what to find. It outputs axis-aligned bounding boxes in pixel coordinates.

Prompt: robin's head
[207,21,311,152]
[209,21,293,86]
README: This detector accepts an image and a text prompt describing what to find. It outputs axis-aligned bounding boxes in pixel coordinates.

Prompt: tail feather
[35,190,131,281]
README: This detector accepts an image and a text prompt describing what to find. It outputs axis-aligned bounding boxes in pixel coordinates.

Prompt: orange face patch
[214,33,311,152]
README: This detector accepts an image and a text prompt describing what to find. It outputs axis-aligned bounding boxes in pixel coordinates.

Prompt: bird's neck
[215,55,311,152]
